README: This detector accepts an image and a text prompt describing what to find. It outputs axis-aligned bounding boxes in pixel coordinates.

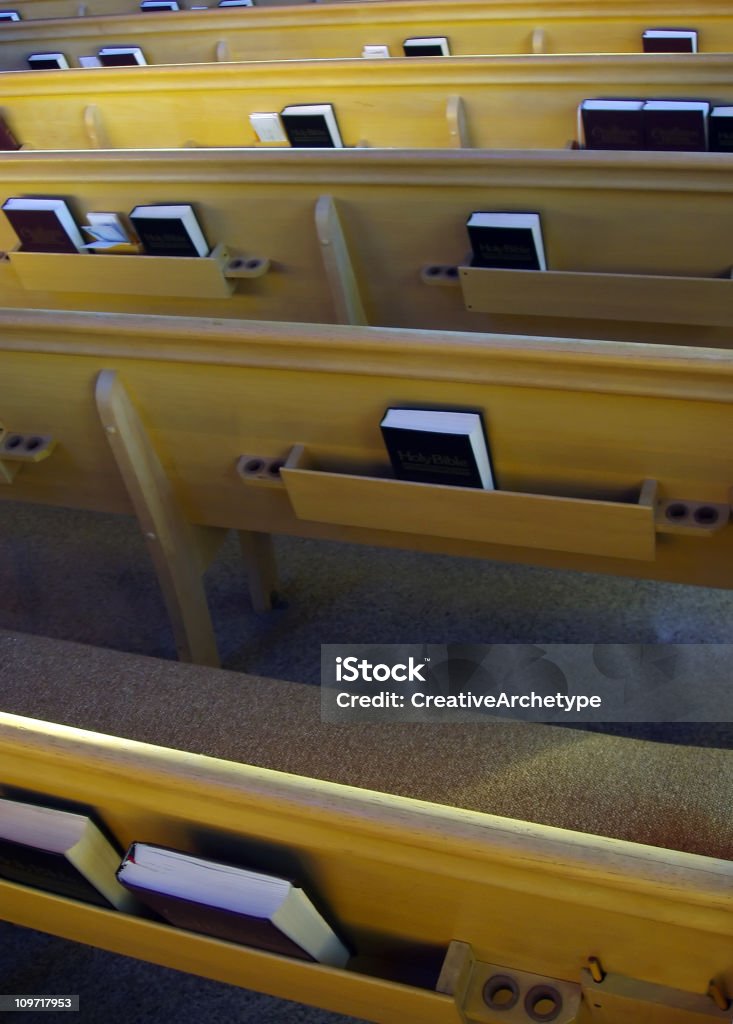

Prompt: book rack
[1,149,733,347]
[0,711,731,1024]
[1,309,732,664]
[4,54,733,152]
[5,243,270,299]
[0,424,55,483]
[241,444,661,562]
[456,266,733,328]
[6,0,733,69]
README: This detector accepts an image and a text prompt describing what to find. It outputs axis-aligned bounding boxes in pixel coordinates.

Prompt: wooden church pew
[0,147,730,347]
[3,0,323,25]
[0,689,730,1023]
[1,53,732,152]
[1,309,731,665]
[2,0,733,69]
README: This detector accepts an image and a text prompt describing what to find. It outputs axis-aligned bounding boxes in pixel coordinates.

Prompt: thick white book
[402,36,450,57]
[27,52,69,69]
[381,408,495,490]
[362,44,390,58]
[117,843,350,966]
[0,797,136,911]
[280,104,343,148]
[129,203,209,257]
[467,211,546,272]
[97,46,147,67]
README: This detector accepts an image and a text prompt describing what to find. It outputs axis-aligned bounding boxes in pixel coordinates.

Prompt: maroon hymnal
[641,29,697,53]
[2,197,85,253]
[643,100,709,151]
[580,99,645,150]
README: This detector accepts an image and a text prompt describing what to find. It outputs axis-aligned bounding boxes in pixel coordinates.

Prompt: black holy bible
[380,408,495,490]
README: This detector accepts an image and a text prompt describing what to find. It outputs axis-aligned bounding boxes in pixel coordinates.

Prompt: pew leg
[95,369,220,668]
[238,530,279,612]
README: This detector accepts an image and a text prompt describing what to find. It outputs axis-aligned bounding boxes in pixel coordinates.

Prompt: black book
[580,99,645,150]
[279,104,343,148]
[129,203,209,257]
[140,1,180,10]
[402,36,450,57]
[642,29,697,53]
[97,46,147,67]
[0,797,136,911]
[643,100,709,151]
[27,52,69,70]
[466,211,546,272]
[380,408,495,490]
[709,107,733,153]
[0,11,21,20]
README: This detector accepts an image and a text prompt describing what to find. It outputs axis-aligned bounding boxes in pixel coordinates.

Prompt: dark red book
[2,197,85,253]
[643,100,709,151]
[709,107,733,152]
[580,99,645,150]
[642,29,697,53]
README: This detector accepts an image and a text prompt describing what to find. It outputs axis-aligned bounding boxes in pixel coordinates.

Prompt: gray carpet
[1,498,732,1023]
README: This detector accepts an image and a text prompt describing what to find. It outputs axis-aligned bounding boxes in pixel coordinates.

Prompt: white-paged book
[466,211,546,272]
[117,843,350,966]
[280,104,343,149]
[642,28,698,52]
[27,52,69,69]
[402,36,450,57]
[128,203,210,257]
[97,46,147,67]
[381,408,495,490]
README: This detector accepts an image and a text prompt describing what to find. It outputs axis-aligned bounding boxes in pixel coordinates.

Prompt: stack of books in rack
[1,198,212,256]
[0,796,350,966]
[580,97,733,152]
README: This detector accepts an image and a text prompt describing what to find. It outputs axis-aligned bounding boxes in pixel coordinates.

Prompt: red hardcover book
[2,197,86,253]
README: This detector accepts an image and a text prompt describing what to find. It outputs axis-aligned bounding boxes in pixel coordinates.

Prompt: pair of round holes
[425,265,459,279]
[483,975,562,1022]
[242,458,284,478]
[665,503,719,526]
[3,434,43,453]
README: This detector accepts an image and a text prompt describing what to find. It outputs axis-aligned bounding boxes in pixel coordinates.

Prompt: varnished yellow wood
[0,712,730,1013]
[314,195,367,326]
[0,880,462,1024]
[580,970,730,1022]
[0,147,731,347]
[459,267,733,328]
[95,369,220,666]
[2,55,733,152]
[7,244,235,299]
[280,455,658,561]
[0,309,732,592]
[6,0,733,64]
